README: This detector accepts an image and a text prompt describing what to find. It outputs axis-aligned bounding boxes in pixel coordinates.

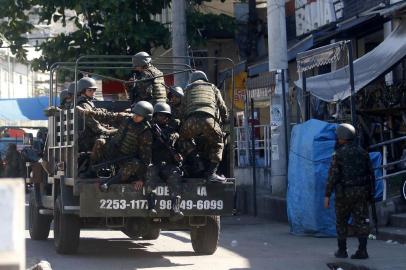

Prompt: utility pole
[172,0,188,87]
[267,0,289,196]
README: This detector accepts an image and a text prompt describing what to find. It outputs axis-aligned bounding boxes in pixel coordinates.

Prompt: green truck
[28,56,236,255]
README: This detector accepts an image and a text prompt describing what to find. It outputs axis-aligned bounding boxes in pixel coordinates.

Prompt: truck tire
[54,196,80,254]
[191,216,220,255]
[141,228,161,240]
[29,191,52,240]
[401,179,406,202]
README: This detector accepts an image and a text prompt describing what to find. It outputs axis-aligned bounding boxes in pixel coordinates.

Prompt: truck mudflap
[79,179,235,217]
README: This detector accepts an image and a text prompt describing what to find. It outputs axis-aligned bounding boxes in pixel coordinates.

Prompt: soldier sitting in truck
[76,101,153,193]
[76,77,117,155]
[145,102,184,217]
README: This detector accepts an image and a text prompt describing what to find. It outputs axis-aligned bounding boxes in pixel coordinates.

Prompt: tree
[0,0,234,73]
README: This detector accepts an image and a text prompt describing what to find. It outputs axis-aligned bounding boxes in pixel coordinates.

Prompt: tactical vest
[337,144,372,188]
[132,65,166,104]
[112,119,149,156]
[184,81,217,118]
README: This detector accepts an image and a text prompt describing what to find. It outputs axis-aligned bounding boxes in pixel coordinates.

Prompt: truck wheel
[191,216,220,255]
[141,228,161,240]
[29,191,52,240]
[54,196,80,254]
[401,179,406,201]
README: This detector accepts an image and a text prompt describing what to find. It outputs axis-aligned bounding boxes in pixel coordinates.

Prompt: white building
[0,46,49,99]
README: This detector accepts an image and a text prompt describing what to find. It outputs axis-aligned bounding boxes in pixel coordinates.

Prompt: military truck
[28,56,236,255]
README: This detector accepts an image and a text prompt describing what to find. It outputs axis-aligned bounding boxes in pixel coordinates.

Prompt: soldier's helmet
[153,102,171,116]
[189,70,208,83]
[336,123,356,141]
[131,101,153,120]
[77,77,97,95]
[132,51,152,67]
[169,86,184,97]
[60,89,72,104]
[67,82,75,95]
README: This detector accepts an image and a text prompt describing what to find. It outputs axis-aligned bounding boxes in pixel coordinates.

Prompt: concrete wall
[234,167,288,222]
[0,179,25,270]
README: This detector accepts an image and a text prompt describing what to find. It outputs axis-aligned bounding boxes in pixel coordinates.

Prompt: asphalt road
[26,225,253,270]
[26,214,406,270]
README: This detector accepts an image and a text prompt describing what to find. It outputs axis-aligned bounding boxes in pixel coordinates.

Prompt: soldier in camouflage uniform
[59,82,75,109]
[146,102,183,217]
[129,51,167,105]
[77,101,153,192]
[325,123,375,260]
[76,77,117,153]
[168,86,184,121]
[179,70,229,182]
[4,143,24,177]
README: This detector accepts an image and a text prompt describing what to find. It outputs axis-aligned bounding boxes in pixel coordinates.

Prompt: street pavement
[26,215,406,270]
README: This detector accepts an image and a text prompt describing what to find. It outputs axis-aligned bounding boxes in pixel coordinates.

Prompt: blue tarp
[287,119,383,237]
[0,96,57,121]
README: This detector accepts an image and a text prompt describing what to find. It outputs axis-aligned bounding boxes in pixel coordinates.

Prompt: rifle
[370,174,379,235]
[92,155,137,171]
[99,172,122,192]
[146,121,183,166]
[371,199,379,235]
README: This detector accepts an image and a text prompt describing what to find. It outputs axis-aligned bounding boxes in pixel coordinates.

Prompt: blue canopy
[287,119,383,237]
[0,97,57,121]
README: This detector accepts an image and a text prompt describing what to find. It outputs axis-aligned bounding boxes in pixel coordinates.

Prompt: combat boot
[205,162,226,183]
[147,192,157,216]
[170,195,184,219]
[334,239,348,258]
[351,238,368,259]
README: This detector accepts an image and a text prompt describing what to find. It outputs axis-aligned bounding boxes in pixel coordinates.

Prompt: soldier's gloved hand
[132,180,144,191]
[174,153,183,162]
[169,133,179,143]
[43,106,61,117]
[324,197,330,209]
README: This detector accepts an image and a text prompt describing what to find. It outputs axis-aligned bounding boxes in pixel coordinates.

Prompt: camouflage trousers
[335,194,370,239]
[179,114,224,163]
[91,139,144,182]
[145,163,182,196]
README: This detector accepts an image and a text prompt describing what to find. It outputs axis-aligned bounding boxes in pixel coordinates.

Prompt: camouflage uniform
[130,65,167,105]
[179,80,228,164]
[76,96,115,152]
[146,120,182,197]
[87,110,152,182]
[325,142,375,240]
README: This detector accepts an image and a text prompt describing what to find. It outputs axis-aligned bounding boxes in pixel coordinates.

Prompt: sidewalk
[220,216,406,270]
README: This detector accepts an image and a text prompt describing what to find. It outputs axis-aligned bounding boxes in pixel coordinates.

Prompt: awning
[0,96,55,121]
[294,21,406,102]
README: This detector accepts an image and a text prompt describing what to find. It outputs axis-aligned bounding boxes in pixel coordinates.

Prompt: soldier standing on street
[4,143,24,177]
[129,51,167,105]
[76,77,117,152]
[324,123,375,260]
[77,101,153,192]
[146,102,184,217]
[179,70,229,183]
